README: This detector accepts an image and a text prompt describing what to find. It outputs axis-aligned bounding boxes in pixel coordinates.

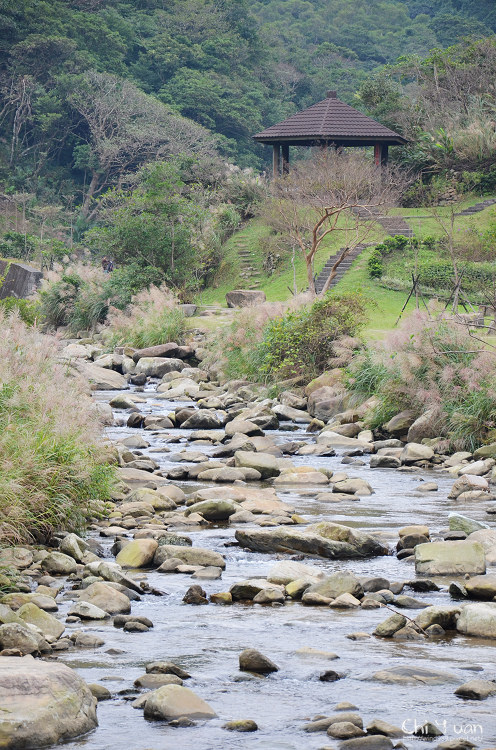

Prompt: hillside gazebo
[253,90,407,176]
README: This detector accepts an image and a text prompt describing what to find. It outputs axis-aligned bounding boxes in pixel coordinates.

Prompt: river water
[59,386,496,749]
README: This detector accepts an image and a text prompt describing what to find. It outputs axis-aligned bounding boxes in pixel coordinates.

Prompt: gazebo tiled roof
[253,91,407,147]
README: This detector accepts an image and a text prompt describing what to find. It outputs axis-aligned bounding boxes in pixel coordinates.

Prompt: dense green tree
[87,161,206,288]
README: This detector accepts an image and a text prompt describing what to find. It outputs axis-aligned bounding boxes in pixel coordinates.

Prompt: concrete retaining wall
[0,260,43,300]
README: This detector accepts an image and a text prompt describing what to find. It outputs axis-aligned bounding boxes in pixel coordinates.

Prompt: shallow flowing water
[59,386,496,749]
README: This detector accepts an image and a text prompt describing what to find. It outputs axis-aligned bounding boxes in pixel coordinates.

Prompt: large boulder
[41,552,77,575]
[235,523,388,560]
[415,606,461,631]
[226,290,266,308]
[384,410,416,435]
[449,474,489,499]
[0,623,45,654]
[308,387,348,421]
[367,665,459,686]
[464,575,496,600]
[454,679,496,700]
[59,533,90,563]
[272,404,312,423]
[225,419,263,437]
[135,357,184,378]
[0,547,33,570]
[78,362,127,390]
[303,571,363,601]
[456,602,496,639]
[17,603,65,640]
[267,561,324,586]
[467,529,496,564]
[154,544,226,569]
[415,541,486,575]
[230,579,283,601]
[448,513,488,536]
[234,450,280,479]
[473,442,496,460]
[115,539,158,568]
[406,409,439,443]
[181,411,223,430]
[144,684,216,720]
[78,581,131,615]
[400,443,434,464]
[239,648,278,673]
[0,656,97,748]
[184,500,237,522]
[132,343,181,361]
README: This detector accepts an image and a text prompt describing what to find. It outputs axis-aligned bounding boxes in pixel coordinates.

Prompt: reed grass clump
[348,310,496,450]
[0,311,114,546]
[105,284,186,348]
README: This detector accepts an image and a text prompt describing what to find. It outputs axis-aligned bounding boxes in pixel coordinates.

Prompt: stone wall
[0,260,43,300]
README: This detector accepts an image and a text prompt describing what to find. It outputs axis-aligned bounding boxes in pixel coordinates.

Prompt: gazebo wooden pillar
[374,143,389,167]
[281,144,290,173]
[254,90,407,177]
[272,144,280,177]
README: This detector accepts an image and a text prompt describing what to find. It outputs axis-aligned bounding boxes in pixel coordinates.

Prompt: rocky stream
[1,342,496,750]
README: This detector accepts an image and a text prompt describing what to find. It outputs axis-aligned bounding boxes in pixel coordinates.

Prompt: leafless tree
[269,150,408,296]
[68,72,217,220]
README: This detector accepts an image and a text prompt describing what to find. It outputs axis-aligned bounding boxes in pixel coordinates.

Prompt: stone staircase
[457,198,496,216]
[232,238,262,290]
[314,208,416,294]
[314,243,370,295]
[311,196,496,294]
[353,206,415,237]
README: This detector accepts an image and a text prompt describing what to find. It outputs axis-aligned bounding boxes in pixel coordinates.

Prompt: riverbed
[60,385,496,749]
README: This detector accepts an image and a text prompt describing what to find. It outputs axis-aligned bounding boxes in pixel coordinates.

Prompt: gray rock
[415,540,486,575]
[373,614,407,638]
[367,665,459,685]
[384,410,416,435]
[181,411,223,430]
[41,552,77,575]
[234,450,280,479]
[400,442,434,463]
[0,656,97,747]
[448,513,489,535]
[239,648,279,673]
[153,544,225,569]
[144,684,217,720]
[185,500,237,521]
[235,523,388,560]
[454,679,496,700]
[134,674,182,689]
[303,571,363,602]
[366,719,404,737]
[327,722,365,739]
[456,602,496,638]
[78,582,131,615]
[226,290,266,308]
[369,455,401,469]
[0,623,45,654]
[415,606,461,631]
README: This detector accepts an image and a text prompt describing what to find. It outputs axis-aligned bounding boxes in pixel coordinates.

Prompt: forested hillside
[0,0,494,192]
[0,0,495,300]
